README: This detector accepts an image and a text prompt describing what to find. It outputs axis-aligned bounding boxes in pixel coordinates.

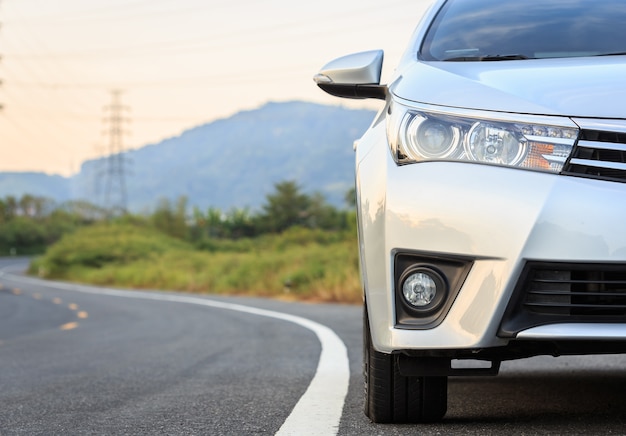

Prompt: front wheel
[363,305,448,423]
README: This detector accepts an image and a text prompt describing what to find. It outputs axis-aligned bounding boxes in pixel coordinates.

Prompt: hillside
[0,101,376,211]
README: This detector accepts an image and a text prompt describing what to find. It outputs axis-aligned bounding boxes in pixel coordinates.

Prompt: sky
[0,0,433,176]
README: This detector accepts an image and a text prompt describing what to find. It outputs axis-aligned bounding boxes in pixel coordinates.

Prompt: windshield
[421,0,626,61]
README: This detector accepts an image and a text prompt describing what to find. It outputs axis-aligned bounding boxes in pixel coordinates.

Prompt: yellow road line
[77,311,88,319]
[33,293,42,300]
[68,303,79,311]
[53,298,63,305]
[11,288,21,295]
[60,322,79,331]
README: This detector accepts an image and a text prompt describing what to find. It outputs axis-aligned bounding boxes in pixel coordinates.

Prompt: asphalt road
[1,257,626,435]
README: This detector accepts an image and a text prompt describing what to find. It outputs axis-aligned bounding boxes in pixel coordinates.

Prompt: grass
[30,223,363,304]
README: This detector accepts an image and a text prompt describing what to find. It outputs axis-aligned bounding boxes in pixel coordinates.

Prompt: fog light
[403,272,436,307]
[400,267,446,310]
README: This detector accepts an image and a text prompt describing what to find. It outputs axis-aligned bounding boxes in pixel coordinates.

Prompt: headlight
[387,102,579,172]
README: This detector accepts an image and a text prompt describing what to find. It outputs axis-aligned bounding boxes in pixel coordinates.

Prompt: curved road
[1,257,626,435]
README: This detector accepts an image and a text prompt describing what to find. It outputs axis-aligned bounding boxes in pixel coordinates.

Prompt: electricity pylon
[102,89,130,216]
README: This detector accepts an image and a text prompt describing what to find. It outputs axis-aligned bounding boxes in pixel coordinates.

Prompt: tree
[261,181,311,233]
[205,207,226,238]
[0,199,7,223]
[0,217,47,255]
[306,192,345,230]
[345,186,356,209]
[5,196,17,219]
[151,196,188,240]
[225,207,256,239]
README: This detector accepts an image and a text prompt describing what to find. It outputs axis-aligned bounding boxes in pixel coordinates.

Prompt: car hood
[391,56,626,119]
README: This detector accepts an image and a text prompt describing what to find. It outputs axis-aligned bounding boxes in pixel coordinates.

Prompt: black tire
[363,304,448,423]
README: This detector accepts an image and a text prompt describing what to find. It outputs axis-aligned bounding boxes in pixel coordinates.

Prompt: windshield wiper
[443,54,530,62]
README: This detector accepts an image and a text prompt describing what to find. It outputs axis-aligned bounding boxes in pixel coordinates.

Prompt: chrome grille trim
[562,120,626,182]
[517,323,626,340]
[573,118,626,133]
[568,158,626,172]
[577,139,626,152]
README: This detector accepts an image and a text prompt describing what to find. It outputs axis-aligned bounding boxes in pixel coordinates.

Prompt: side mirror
[313,50,387,100]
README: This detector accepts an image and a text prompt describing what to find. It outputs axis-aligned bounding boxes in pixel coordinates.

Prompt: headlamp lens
[465,122,528,165]
[388,103,578,172]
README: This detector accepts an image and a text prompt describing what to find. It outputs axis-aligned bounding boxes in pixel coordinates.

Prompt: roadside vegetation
[11,181,362,303]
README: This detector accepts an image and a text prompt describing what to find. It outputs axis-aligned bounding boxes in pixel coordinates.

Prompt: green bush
[30,223,362,303]
[30,222,192,277]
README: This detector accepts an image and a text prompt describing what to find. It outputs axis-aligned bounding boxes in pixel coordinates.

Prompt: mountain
[0,101,377,212]
[0,172,71,202]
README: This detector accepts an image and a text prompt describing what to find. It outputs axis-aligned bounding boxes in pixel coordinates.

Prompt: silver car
[315,0,626,424]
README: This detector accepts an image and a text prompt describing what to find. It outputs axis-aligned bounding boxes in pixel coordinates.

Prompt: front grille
[525,266,626,316]
[499,262,626,337]
[563,128,626,182]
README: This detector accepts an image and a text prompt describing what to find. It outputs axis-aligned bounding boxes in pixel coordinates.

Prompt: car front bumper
[357,121,626,354]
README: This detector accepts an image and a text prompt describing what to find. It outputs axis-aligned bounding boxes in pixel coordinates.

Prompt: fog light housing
[399,267,447,313]
[395,253,472,328]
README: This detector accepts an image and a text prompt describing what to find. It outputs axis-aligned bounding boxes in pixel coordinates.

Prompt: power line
[6,63,316,89]
[0,1,108,173]
[51,0,184,17]
[2,0,417,76]
[3,1,250,27]
[0,0,416,176]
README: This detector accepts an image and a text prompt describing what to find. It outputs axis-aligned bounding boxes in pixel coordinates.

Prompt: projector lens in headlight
[405,115,460,159]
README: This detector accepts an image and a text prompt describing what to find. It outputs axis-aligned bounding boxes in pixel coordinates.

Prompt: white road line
[3,273,350,436]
